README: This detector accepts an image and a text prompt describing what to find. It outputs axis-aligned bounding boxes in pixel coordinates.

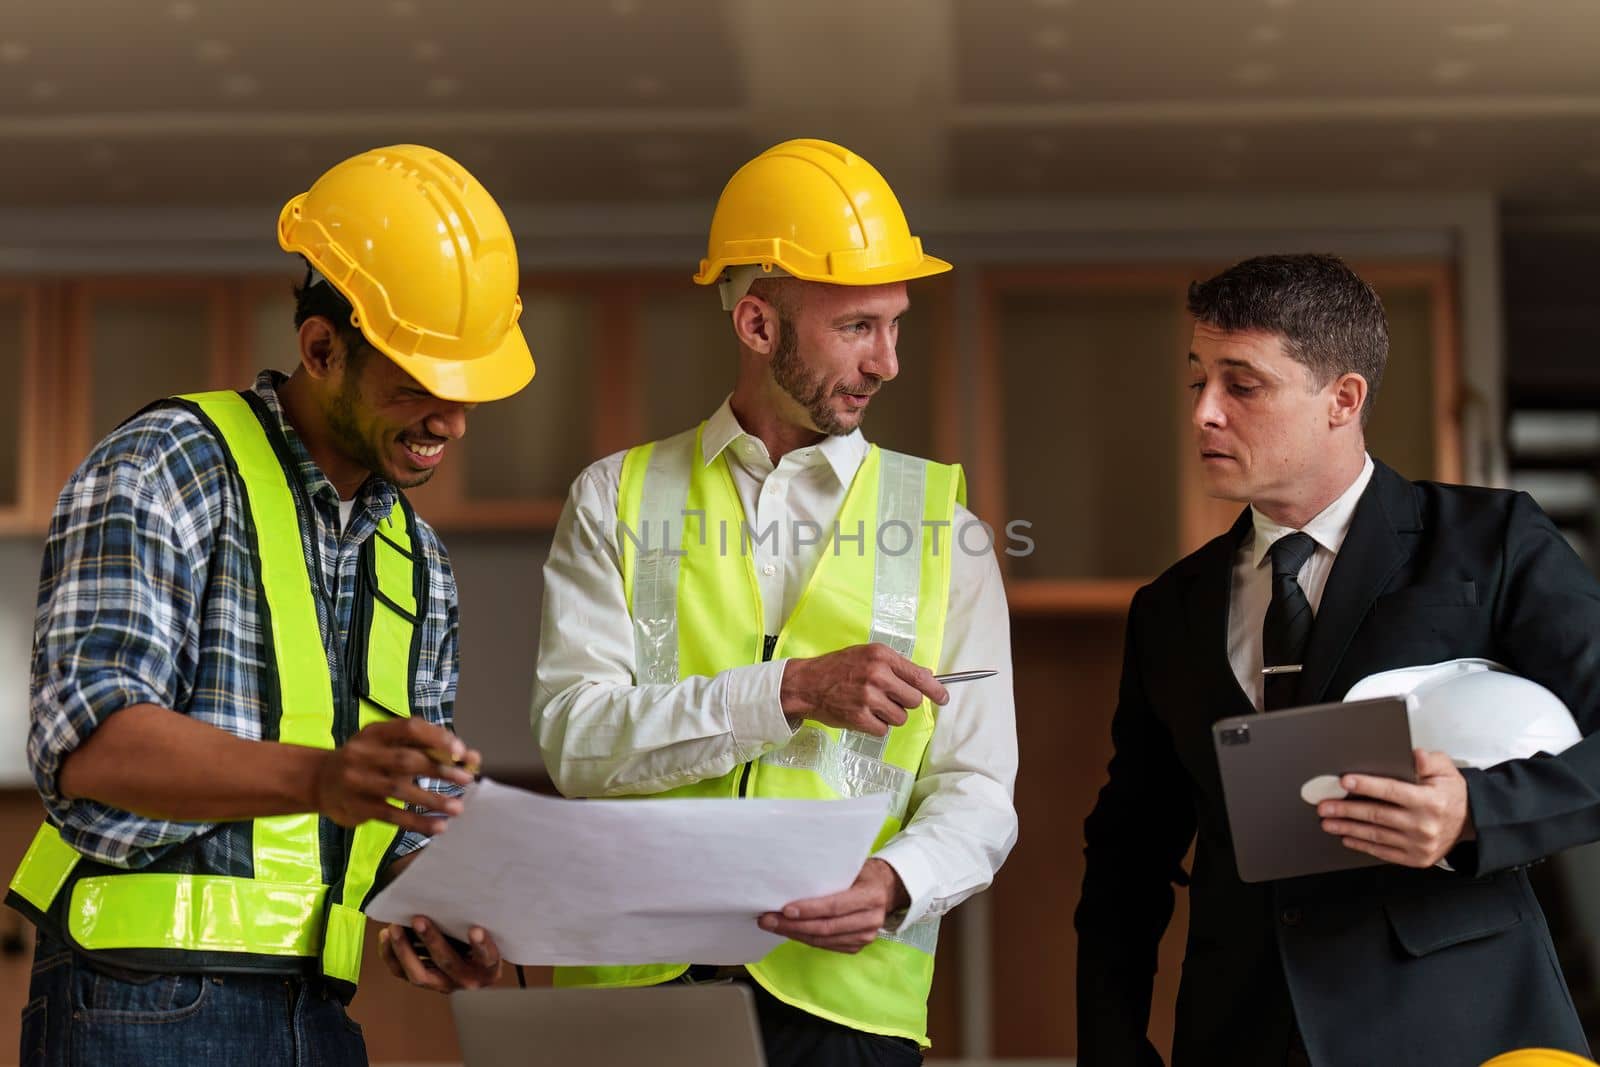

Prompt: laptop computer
[451,983,767,1067]
[1213,695,1417,883]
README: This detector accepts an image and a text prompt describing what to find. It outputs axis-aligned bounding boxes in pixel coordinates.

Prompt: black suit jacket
[1076,460,1600,1066]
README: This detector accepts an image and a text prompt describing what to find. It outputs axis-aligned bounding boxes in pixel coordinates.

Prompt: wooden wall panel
[991,615,1190,1059]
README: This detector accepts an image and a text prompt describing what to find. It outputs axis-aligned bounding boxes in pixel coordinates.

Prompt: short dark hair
[1187,253,1388,423]
[292,264,370,362]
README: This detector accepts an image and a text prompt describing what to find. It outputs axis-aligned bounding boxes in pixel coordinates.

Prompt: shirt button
[762,563,777,577]
[1280,907,1302,927]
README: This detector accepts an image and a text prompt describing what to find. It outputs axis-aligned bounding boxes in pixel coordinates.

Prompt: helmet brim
[369,322,536,404]
[694,253,953,288]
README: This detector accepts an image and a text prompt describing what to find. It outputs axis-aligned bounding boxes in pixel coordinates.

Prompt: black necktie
[1262,532,1317,711]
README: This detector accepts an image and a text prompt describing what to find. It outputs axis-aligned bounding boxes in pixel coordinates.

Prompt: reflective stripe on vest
[563,424,963,1046]
[8,389,418,984]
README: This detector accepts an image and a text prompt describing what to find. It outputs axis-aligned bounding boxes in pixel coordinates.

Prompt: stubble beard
[770,311,862,437]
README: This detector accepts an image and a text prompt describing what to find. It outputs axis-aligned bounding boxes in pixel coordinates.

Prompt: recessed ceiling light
[1250,25,1282,45]
[196,39,232,64]
[1432,59,1472,84]
[632,75,663,97]
[0,42,29,64]
[222,73,259,98]
[1033,26,1067,50]
[1033,69,1065,92]
[413,41,441,61]
[28,79,58,100]
[1447,22,1510,43]
[424,75,459,99]
[1231,62,1277,86]
[169,1,198,21]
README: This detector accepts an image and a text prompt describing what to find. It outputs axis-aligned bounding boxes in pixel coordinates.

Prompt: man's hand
[758,858,910,954]
[1318,749,1474,868]
[314,718,480,835]
[780,644,948,736]
[380,917,502,993]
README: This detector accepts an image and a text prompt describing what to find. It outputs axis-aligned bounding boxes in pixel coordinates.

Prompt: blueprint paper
[367,778,889,966]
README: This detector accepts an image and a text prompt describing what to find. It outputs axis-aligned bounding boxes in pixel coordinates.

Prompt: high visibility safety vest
[557,424,964,1047]
[7,390,429,992]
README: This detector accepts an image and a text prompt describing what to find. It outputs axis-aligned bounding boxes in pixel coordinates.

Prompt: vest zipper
[738,634,780,797]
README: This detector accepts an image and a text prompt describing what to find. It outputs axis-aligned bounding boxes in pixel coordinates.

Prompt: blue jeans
[21,934,368,1067]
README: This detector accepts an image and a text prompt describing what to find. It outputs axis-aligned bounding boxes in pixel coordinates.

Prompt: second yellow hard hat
[695,138,951,302]
[278,144,534,404]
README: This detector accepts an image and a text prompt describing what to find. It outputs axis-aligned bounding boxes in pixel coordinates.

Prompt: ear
[731,295,780,357]
[297,316,342,380]
[1327,372,1368,429]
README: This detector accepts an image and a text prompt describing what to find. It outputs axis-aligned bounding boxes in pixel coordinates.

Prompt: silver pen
[934,669,998,685]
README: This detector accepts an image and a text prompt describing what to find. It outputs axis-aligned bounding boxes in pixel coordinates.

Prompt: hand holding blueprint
[367,779,889,966]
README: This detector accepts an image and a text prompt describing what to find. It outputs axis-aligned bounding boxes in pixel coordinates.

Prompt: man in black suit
[1075,254,1600,1066]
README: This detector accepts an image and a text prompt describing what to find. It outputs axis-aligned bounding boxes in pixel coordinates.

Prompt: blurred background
[0,0,1598,1062]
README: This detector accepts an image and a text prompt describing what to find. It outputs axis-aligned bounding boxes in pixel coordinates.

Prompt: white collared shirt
[533,398,1019,929]
[1228,455,1376,711]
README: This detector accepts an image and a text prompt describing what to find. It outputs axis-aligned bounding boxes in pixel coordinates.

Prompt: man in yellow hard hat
[8,145,530,1065]
[533,139,1018,1063]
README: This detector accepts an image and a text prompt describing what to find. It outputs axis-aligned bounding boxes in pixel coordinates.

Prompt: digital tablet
[1212,696,1417,883]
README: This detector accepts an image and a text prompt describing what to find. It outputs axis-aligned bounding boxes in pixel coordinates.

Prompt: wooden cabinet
[0,286,44,535]
[403,282,603,530]
[67,281,231,454]
[978,270,1191,614]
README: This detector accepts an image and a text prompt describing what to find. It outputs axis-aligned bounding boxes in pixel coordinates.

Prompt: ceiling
[0,0,1596,212]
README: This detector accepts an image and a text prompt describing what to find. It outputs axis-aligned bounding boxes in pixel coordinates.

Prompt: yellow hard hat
[694,138,951,304]
[278,144,534,403]
[1481,1051,1599,1067]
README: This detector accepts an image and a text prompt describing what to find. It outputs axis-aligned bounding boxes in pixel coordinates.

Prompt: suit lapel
[1182,507,1256,721]
[1296,460,1422,705]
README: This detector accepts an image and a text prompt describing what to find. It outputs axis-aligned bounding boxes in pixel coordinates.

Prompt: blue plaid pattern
[28,372,460,870]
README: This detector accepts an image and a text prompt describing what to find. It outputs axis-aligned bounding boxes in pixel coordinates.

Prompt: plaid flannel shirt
[28,371,461,871]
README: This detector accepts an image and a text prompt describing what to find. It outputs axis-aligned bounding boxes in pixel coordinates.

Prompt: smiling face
[324,341,472,491]
[1188,323,1367,520]
[764,280,907,437]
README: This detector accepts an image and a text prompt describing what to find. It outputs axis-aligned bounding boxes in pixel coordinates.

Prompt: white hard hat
[1344,659,1582,769]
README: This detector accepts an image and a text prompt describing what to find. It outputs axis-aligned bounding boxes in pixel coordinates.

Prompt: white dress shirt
[533,398,1019,929]
[1228,455,1376,711]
